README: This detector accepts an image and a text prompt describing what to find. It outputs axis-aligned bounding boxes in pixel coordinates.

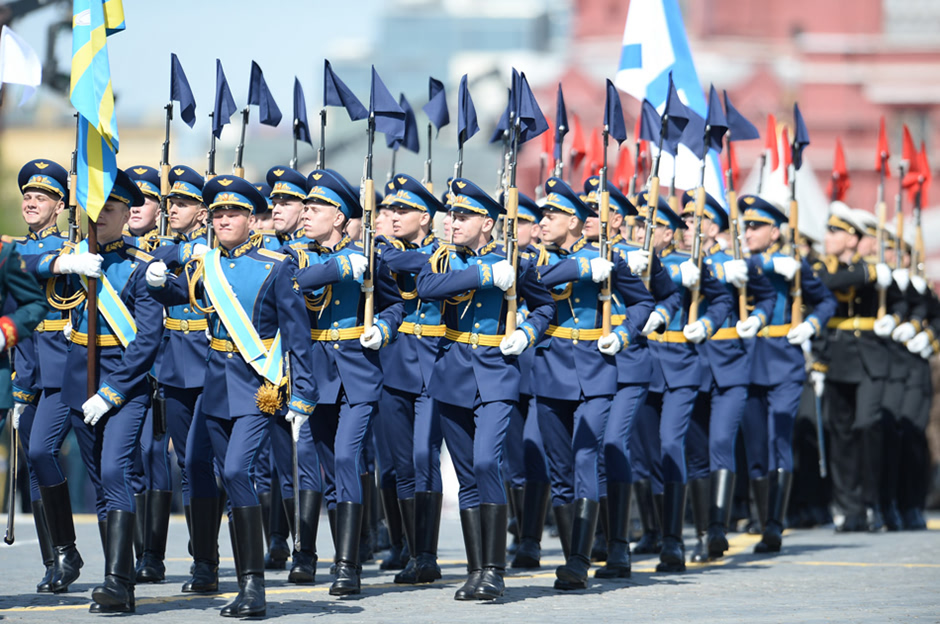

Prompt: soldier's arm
[95,264,164,410]
[372,256,405,346]
[515,256,555,345]
[801,258,837,332]
[0,247,49,349]
[415,260,492,301]
[536,257,592,288]
[649,253,681,326]
[381,246,433,275]
[148,261,196,307]
[274,260,318,413]
[698,265,734,336]
[746,257,776,326]
[611,253,655,344]
[818,258,874,292]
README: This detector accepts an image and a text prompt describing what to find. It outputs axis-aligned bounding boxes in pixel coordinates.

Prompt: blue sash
[76,240,137,347]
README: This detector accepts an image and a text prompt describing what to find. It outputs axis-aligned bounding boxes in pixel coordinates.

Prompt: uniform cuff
[654,305,672,327]
[97,383,126,408]
[375,319,394,347]
[806,315,822,336]
[614,326,631,348]
[519,322,538,347]
[12,385,37,405]
[477,263,493,288]
[576,257,592,281]
[288,395,316,415]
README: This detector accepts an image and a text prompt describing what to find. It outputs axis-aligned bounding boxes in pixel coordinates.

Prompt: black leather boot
[595,483,631,579]
[512,482,550,569]
[379,488,408,570]
[507,486,524,556]
[40,481,83,593]
[220,506,266,618]
[688,478,709,564]
[91,509,136,613]
[393,497,417,583]
[288,490,322,584]
[264,489,291,571]
[706,470,735,558]
[632,480,662,554]
[184,504,193,561]
[656,482,687,572]
[220,521,242,617]
[474,503,508,600]
[358,474,374,565]
[749,476,769,536]
[32,500,56,593]
[555,498,599,590]
[755,470,792,554]
[552,503,575,560]
[133,492,146,575]
[454,507,482,601]
[137,489,172,583]
[591,497,608,563]
[330,502,363,596]
[411,491,443,583]
[182,497,220,593]
[258,489,273,560]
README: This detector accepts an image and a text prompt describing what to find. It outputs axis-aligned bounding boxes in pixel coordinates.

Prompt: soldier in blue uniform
[415,178,555,600]
[578,177,681,580]
[39,169,162,613]
[143,165,221,591]
[125,165,162,251]
[372,174,446,584]
[739,195,835,553]
[9,159,71,593]
[678,190,776,562]
[147,175,318,617]
[628,192,733,572]
[532,177,655,590]
[287,169,404,596]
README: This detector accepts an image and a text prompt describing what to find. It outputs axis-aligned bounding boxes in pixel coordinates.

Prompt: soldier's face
[128,196,160,235]
[856,235,876,257]
[249,210,274,231]
[375,208,395,238]
[303,201,343,242]
[539,211,578,245]
[583,214,600,240]
[442,211,453,240]
[168,197,206,234]
[392,207,429,242]
[95,201,131,243]
[272,197,305,235]
[745,222,775,253]
[451,212,489,247]
[212,208,252,248]
[345,218,362,241]
[21,190,63,231]
[517,220,538,248]
[824,228,853,256]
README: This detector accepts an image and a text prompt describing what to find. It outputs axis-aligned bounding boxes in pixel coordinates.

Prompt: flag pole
[876,150,888,318]
[423,122,433,192]
[86,212,98,399]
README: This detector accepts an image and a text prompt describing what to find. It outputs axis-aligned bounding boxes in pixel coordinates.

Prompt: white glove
[0,331,5,351]
[515,311,525,328]
[627,249,650,275]
[57,252,102,277]
[191,243,210,260]
[786,321,815,346]
[873,314,897,338]
[892,322,917,344]
[683,320,708,344]
[285,409,309,443]
[724,259,749,289]
[359,325,383,350]
[910,275,927,294]
[920,344,934,359]
[82,394,111,426]
[492,260,515,291]
[642,311,665,336]
[597,332,623,355]
[347,253,368,280]
[679,260,700,289]
[810,370,825,398]
[146,261,168,287]
[875,263,893,289]
[11,403,26,430]
[499,329,529,356]
[63,321,72,342]
[590,257,613,283]
[907,331,930,355]
[893,268,910,293]
[735,315,763,339]
[771,256,799,281]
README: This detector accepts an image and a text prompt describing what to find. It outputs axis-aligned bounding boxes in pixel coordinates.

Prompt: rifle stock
[789,192,803,325]
[688,186,706,323]
[726,187,748,320]
[641,175,661,284]
[504,186,519,335]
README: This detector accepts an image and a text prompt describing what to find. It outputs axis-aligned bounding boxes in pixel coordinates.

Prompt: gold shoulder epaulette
[127,248,154,263]
[258,248,287,262]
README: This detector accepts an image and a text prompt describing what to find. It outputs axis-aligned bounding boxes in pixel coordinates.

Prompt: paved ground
[0,511,938,622]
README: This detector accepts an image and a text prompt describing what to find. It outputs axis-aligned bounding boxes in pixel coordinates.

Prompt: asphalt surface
[0,511,937,622]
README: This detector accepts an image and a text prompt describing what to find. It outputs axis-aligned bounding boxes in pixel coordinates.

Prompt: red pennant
[569,113,586,172]
[583,128,603,183]
[781,126,791,185]
[827,137,850,202]
[540,115,555,172]
[876,116,890,176]
[766,114,779,172]
[612,144,633,192]
[901,125,920,194]
[727,140,741,191]
[919,142,931,208]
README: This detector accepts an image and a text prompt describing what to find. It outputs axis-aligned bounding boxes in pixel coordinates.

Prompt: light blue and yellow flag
[70,0,125,220]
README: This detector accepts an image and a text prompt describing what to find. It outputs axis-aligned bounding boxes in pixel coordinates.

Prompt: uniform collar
[130,226,158,241]
[609,233,624,246]
[707,241,722,255]
[178,225,207,243]
[399,232,436,250]
[766,241,783,255]
[220,236,257,258]
[660,243,676,258]
[99,237,126,254]
[315,235,353,254]
[27,224,60,240]
[457,237,497,257]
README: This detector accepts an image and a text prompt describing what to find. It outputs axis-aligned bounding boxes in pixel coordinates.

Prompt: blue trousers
[438,398,513,510]
[252,434,273,494]
[687,384,748,481]
[185,406,219,500]
[371,403,398,491]
[70,394,149,518]
[270,415,321,497]
[17,403,40,502]
[742,381,802,478]
[521,395,549,484]
[307,391,375,508]
[380,386,442,498]
[630,387,697,492]
[27,388,73,491]
[139,402,172,492]
[163,386,207,505]
[205,413,269,508]
[600,383,649,493]
[503,401,526,489]
[537,395,611,505]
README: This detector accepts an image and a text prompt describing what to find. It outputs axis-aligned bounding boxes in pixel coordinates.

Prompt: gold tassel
[254,381,284,415]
